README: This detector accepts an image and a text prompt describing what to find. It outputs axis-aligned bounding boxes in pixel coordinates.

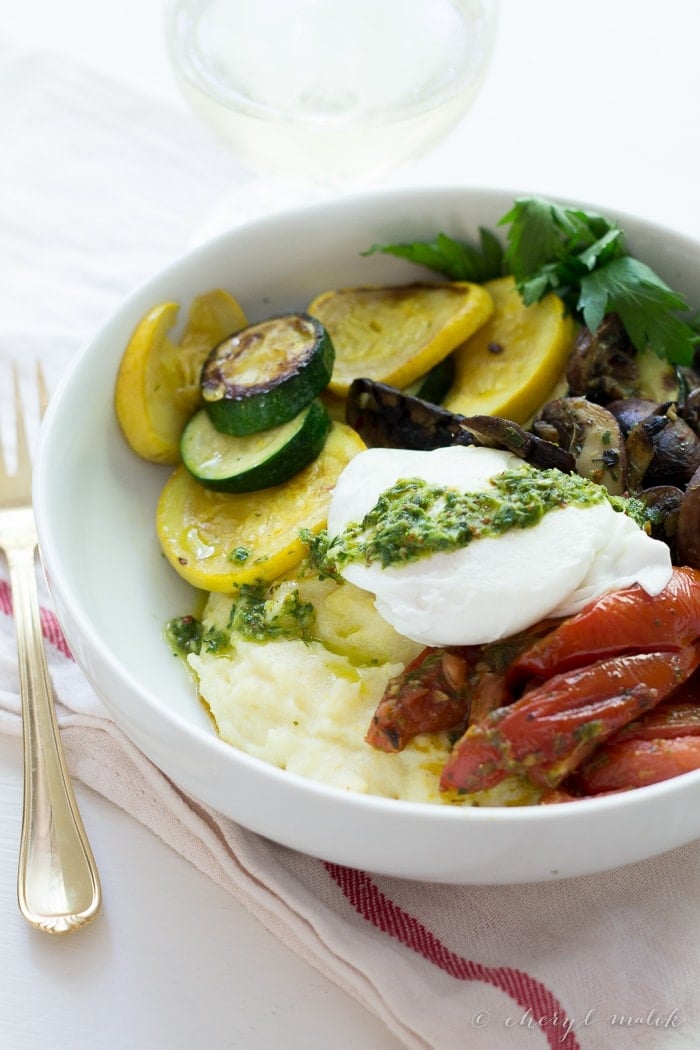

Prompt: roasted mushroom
[680,387,700,434]
[625,412,670,491]
[458,414,575,472]
[606,397,659,435]
[636,485,684,552]
[532,396,628,495]
[566,314,638,402]
[346,379,575,471]
[626,403,700,490]
[677,465,700,568]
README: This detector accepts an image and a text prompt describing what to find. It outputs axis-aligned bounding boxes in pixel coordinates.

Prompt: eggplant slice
[346,379,575,471]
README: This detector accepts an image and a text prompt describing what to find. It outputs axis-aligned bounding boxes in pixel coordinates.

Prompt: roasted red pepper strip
[509,566,700,683]
[366,647,475,753]
[612,688,700,742]
[570,669,700,793]
[439,645,700,795]
[577,737,700,793]
[366,621,557,753]
[467,620,559,725]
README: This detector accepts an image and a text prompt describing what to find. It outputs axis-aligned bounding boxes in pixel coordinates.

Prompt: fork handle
[10,541,101,934]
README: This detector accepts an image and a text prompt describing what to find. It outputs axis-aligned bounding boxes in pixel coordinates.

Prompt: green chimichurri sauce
[227,583,315,643]
[314,464,644,573]
[166,582,316,658]
[166,615,232,657]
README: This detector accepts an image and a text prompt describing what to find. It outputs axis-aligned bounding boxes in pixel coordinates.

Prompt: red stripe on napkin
[325,863,582,1050]
[0,580,73,659]
[0,579,11,617]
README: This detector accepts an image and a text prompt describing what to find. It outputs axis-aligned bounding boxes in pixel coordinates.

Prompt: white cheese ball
[326,445,672,646]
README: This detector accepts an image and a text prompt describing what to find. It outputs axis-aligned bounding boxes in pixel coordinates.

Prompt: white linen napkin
[0,46,698,1050]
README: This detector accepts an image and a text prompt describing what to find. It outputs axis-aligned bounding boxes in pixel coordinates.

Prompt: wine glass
[165,0,499,236]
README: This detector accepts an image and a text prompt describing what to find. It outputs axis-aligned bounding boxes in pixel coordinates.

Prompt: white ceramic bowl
[34,186,700,884]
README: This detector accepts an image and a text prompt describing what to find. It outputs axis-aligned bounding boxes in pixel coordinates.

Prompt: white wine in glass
[166,0,498,227]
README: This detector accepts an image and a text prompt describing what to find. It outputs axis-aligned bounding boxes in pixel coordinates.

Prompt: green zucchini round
[201,312,335,436]
[403,354,455,404]
[181,399,332,493]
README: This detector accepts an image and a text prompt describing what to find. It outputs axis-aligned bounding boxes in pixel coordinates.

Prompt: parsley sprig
[500,198,696,366]
[363,227,504,284]
[364,196,699,366]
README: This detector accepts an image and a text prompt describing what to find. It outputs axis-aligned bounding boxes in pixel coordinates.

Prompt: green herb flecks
[165,615,234,658]
[299,527,342,581]
[166,615,204,656]
[227,582,315,643]
[607,492,648,530]
[228,546,251,563]
[363,228,504,284]
[201,626,232,654]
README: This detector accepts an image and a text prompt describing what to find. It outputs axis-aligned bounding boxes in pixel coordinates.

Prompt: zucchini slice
[181,399,332,493]
[201,313,335,435]
[403,355,456,404]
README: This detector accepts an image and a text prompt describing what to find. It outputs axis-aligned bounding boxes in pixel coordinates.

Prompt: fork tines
[0,362,49,486]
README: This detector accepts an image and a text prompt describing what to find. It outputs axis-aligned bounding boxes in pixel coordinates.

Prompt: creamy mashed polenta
[185,576,537,805]
[190,637,454,799]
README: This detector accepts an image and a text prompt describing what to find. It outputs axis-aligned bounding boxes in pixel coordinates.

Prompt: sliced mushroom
[676,465,700,568]
[606,397,659,436]
[532,397,628,494]
[566,314,638,402]
[462,415,575,472]
[345,378,576,471]
[635,404,700,489]
[636,485,684,550]
[679,386,700,435]
[625,413,669,491]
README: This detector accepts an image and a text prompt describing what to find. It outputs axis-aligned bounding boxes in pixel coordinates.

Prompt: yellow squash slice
[443,276,576,424]
[115,289,248,464]
[308,282,494,397]
[156,422,366,592]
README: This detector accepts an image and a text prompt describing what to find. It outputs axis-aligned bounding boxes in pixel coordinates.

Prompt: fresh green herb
[165,615,204,656]
[499,197,697,366]
[364,196,698,367]
[227,582,315,643]
[363,228,504,283]
[577,256,692,364]
[499,197,624,305]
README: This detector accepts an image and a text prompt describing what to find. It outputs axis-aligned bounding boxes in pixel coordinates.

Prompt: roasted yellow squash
[443,276,575,424]
[115,289,247,464]
[308,282,493,397]
[156,422,366,592]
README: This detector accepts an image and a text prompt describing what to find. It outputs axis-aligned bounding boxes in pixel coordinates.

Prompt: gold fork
[0,364,101,933]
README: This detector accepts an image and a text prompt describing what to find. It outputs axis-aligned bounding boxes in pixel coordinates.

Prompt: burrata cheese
[326,445,673,646]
